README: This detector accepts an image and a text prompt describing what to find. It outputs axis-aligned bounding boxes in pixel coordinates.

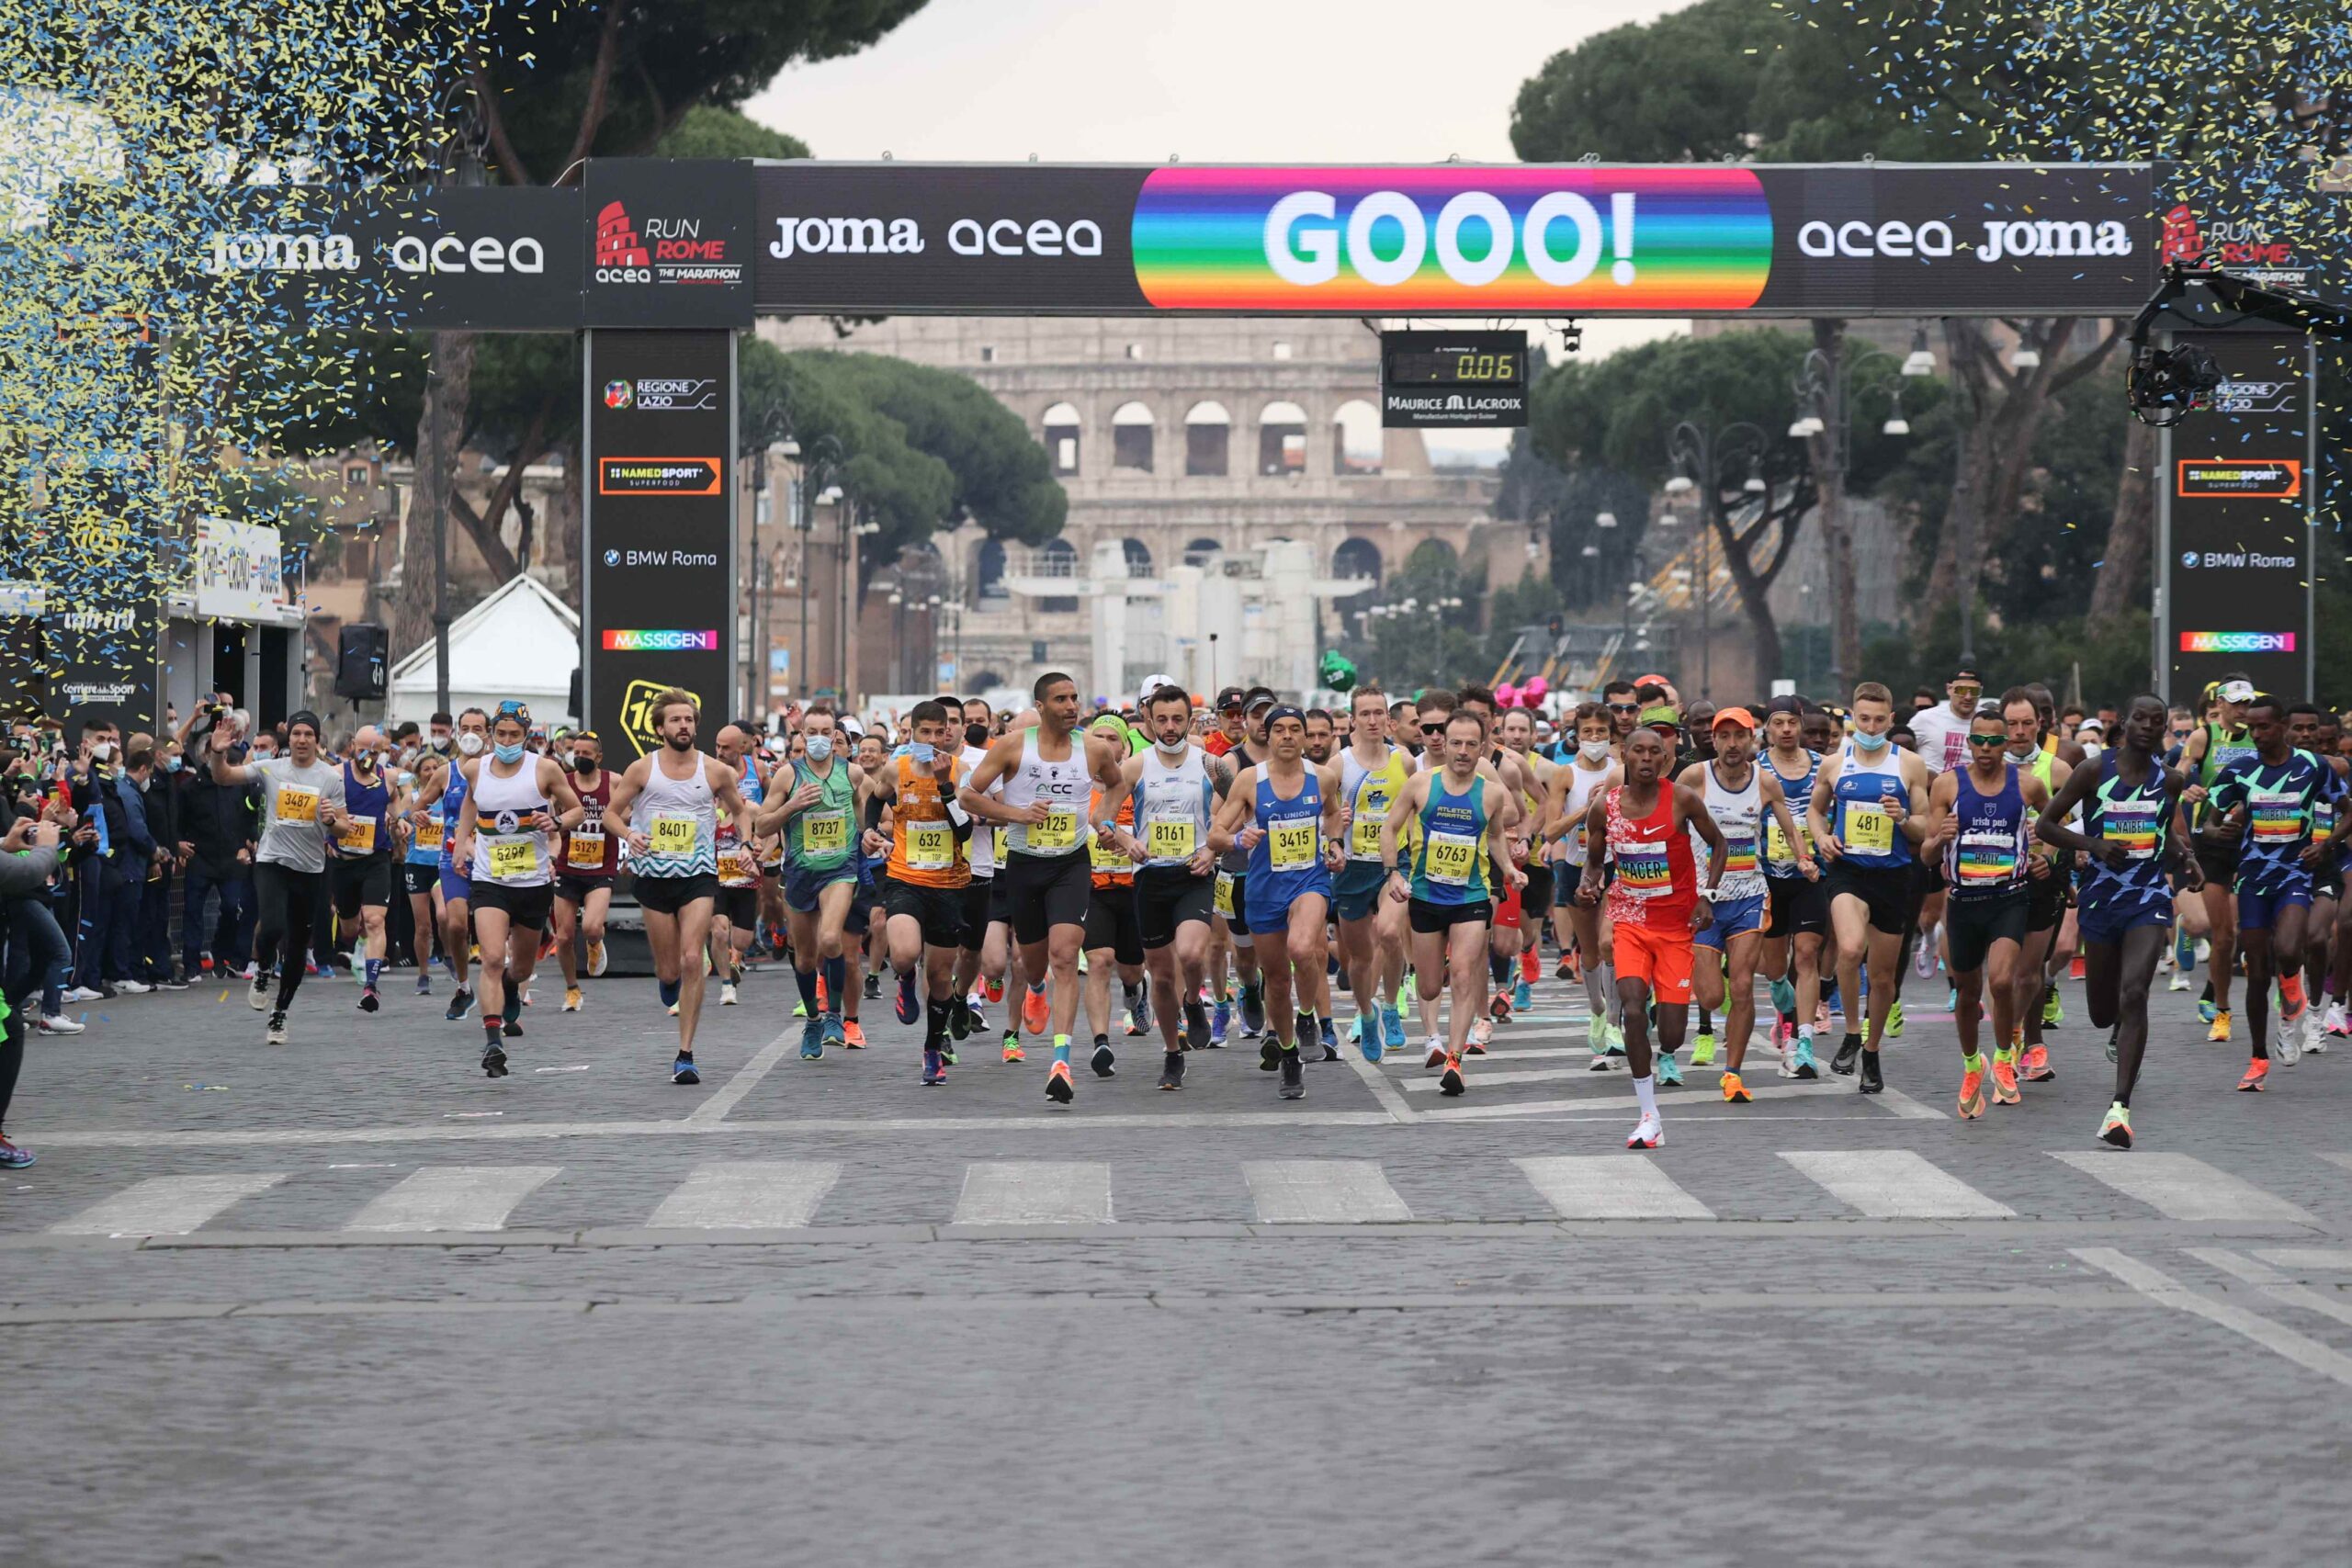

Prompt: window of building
[1182,536,1221,568]
[1040,537,1080,613]
[1332,536,1383,621]
[1182,400,1229,477]
[977,537,1009,600]
[1121,538,1154,579]
[1111,400,1154,473]
[1042,401,1080,476]
[1272,341,1292,360]
[1331,400,1382,475]
[344,464,369,488]
[1124,343,1144,361]
[1258,400,1307,476]
[979,345,996,363]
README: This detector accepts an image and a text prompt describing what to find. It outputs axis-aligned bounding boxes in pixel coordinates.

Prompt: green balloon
[1319,651,1357,693]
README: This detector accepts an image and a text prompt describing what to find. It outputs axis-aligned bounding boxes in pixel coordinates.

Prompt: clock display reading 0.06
[1387,350,1522,386]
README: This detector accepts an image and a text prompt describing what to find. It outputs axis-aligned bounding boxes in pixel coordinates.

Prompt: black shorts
[1083,882,1145,964]
[1409,897,1494,936]
[883,878,967,949]
[987,872,1012,929]
[958,877,994,951]
[2026,867,2070,934]
[635,871,718,917]
[401,862,438,897]
[2193,835,2240,891]
[1824,860,1912,936]
[1136,865,1214,950]
[1218,867,1251,937]
[848,875,882,936]
[1946,892,2030,974]
[1764,874,1828,938]
[556,874,612,906]
[1001,851,1091,946]
[1520,861,1555,921]
[715,885,761,928]
[468,879,554,932]
[331,855,392,919]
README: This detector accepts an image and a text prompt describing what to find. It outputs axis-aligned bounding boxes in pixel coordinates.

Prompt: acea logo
[603,629,719,651]
[2180,631,2297,654]
[1131,166,1770,311]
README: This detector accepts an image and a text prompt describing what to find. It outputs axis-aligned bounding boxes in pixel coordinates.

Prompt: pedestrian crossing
[27,1148,2341,1237]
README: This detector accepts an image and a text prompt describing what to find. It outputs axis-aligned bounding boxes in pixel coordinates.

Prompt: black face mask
[965,722,991,750]
[571,754,596,773]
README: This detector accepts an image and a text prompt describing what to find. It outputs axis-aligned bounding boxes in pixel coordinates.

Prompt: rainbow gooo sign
[1132,166,1772,312]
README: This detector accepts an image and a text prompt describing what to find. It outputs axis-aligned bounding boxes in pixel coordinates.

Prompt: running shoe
[673,1054,700,1086]
[1091,1038,1117,1077]
[921,1049,946,1087]
[2208,1009,2233,1043]
[1467,1017,1492,1055]
[60,985,102,1005]
[984,976,1005,1004]
[1240,987,1266,1038]
[1555,955,1575,980]
[1957,1056,1987,1120]
[2237,1058,2270,1092]
[668,1003,680,1018]
[2175,929,2196,973]
[1002,1033,1024,1064]
[720,980,739,1007]
[939,1036,959,1066]
[2280,983,2309,1030]
[1158,1051,1185,1089]
[1185,1000,1211,1051]
[2198,991,2218,1023]
[1944,985,1958,1014]
[1991,1047,2022,1105]
[1278,1050,1305,1100]
[1439,1053,1465,1097]
[563,987,583,1012]
[357,986,379,1014]
[1489,989,1512,1022]
[115,979,153,996]
[1383,1005,1407,1053]
[2274,1012,2303,1066]
[1262,1039,1284,1073]
[1914,940,1937,979]
[1830,1034,1863,1076]
[792,998,808,1019]
[1046,1059,1075,1103]
[2098,1102,2133,1148]
[2196,938,2211,963]
[863,970,881,1002]
[2041,987,2063,1028]
[445,987,472,1022]
[962,998,987,1038]
[1790,1039,1819,1079]
[0,1133,31,1168]
[2021,1043,2054,1083]
[1588,1014,1609,1055]
[1858,1050,1883,1095]
[1885,999,1905,1038]
[1655,1050,1683,1088]
[1210,999,1230,1046]
[2167,968,2191,993]
[265,1010,288,1046]
[2322,1002,2348,1037]
[481,1041,508,1077]
[1319,1015,1338,1055]
[1689,1032,1718,1067]
[896,973,919,1025]
[247,972,271,1011]
[840,1020,865,1049]
[35,1014,84,1035]
[799,1018,824,1059]
[586,938,607,978]
[414,973,432,997]
[1424,1038,1449,1070]
[1722,1070,1751,1105]
[1023,986,1050,1035]
[1626,1111,1662,1150]
[1512,977,1533,1012]
[1125,983,1151,1037]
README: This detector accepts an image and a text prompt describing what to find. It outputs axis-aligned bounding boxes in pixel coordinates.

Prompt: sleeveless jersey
[336,761,391,860]
[1604,784,1697,930]
[1408,771,1490,905]
[783,755,856,872]
[1943,763,2029,900]
[1089,791,1137,887]
[2077,753,2172,914]
[885,754,969,889]
[1701,761,1765,901]
[1244,765,1327,911]
[961,744,998,877]
[560,771,616,879]
[469,758,554,887]
[2210,750,2335,896]
[1001,728,1090,859]
[633,750,719,878]
[1341,745,1411,863]
[406,795,446,867]
[436,763,470,870]
[1831,739,1912,868]
[1761,749,1819,876]
[1557,757,1612,869]
[1136,745,1215,870]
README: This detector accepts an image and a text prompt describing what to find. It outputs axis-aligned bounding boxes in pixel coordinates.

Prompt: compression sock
[1583,962,1610,1015]
[795,967,818,1013]
[1632,1074,1658,1119]
[1770,976,1796,1018]
[364,957,382,990]
[1053,1032,1072,1066]
[1489,952,1510,987]
[924,997,948,1048]
[823,955,847,1012]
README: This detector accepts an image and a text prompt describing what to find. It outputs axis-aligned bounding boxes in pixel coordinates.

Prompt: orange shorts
[1612,920,1694,1005]
[1494,877,1523,929]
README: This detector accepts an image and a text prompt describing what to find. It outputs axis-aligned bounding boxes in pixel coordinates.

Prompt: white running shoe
[2324,1001,2348,1037]
[1423,1039,1448,1069]
[2276,1013,2304,1066]
[720,981,739,1006]
[1775,1039,1799,1077]
[2166,969,2191,992]
[36,1014,85,1035]
[115,979,153,995]
[60,986,103,1004]
[1626,1111,1663,1150]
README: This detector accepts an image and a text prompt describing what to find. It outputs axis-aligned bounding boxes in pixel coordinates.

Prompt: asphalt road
[6,955,2346,1566]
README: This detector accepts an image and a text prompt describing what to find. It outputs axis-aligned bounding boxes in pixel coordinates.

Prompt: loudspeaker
[335,622,388,701]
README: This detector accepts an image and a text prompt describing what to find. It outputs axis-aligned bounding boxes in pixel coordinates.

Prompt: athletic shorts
[468,879,554,932]
[2075,892,2173,948]
[437,862,471,903]
[715,886,760,928]
[1694,890,1766,949]
[1824,860,1911,936]
[2026,868,2070,934]
[1245,872,1328,934]
[1082,882,1145,965]
[1520,861,1555,921]
[636,871,718,917]
[1945,892,2030,974]
[1494,875,1524,930]
[848,876,881,936]
[958,877,994,951]
[1136,865,1214,950]
[1001,851,1091,945]
[1909,856,1948,898]
[784,861,859,914]
[1613,920,1694,1006]
[331,856,392,920]
[1408,897,1492,936]
[1764,874,1827,939]
[883,878,966,949]
[988,871,1012,929]
[2237,882,2312,931]
[555,874,611,907]
[1216,868,1250,937]
[2316,866,2345,903]
[401,863,438,897]
[1332,859,1387,923]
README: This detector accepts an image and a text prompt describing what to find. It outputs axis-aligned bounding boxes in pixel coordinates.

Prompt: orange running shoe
[984,976,1005,1004]
[1002,1037,1025,1064]
[1022,985,1050,1035]
[1722,1069,1752,1104]
[1439,1052,1465,1096]
[2021,1043,2054,1083]
[1045,1059,1074,1103]
[2237,1058,2270,1092]
[842,1020,867,1049]
[816,976,828,1010]
[1957,1056,1987,1119]
[1990,1048,2022,1105]
[1521,949,1541,985]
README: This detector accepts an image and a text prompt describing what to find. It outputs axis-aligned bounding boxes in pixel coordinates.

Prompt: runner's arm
[1679,787,1727,897]
[1896,755,1932,843]
[1760,772,1813,869]
[451,788,481,869]
[956,734,1027,823]
[2032,762,2103,857]
[1808,756,1842,859]
[1485,779,1524,890]
[1922,771,1960,852]
[711,761,753,848]
[1208,766,1255,854]
[543,763,585,831]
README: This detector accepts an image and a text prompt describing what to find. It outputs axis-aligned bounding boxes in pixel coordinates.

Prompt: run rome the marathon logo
[595,200,743,288]
[2180,631,2297,653]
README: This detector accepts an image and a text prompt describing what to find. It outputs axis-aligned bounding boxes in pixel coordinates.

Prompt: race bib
[1091,831,1130,873]
[415,817,445,852]
[1956,829,2018,886]
[801,810,848,854]
[1147,818,1197,862]
[1720,832,1758,876]
[1351,807,1388,858]
[992,825,1009,863]
[1842,806,1894,856]
[488,837,538,880]
[1028,807,1079,852]
[1214,869,1236,918]
[2249,789,2305,846]
[1268,820,1317,872]
[565,828,605,871]
[718,847,757,887]
[334,818,377,855]
[1424,829,1479,887]
[906,823,955,871]
[276,785,319,824]
[1766,817,1807,863]
[1616,839,1670,897]
[650,815,699,858]
[2100,803,2160,861]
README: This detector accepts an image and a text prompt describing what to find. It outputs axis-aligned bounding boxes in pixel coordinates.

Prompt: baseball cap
[2218,679,2256,704]
[1712,706,1758,731]
[1639,704,1680,728]
[1136,672,1177,708]
[1763,694,1805,720]
[1216,686,1247,712]
[1948,663,1984,685]
[1244,687,1277,714]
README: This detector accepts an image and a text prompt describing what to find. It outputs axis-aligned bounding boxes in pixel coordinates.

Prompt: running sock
[823,955,847,1010]
[364,958,382,990]
[503,989,522,1025]
[659,976,682,1008]
[1769,976,1796,1017]
[1489,952,1509,986]
[1583,962,1610,1016]
[794,967,818,1012]
[924,997,948,1047]
[484,1021,502,1049]
[1052,1032,1071,1066]
[1633,1074,1658,1118]
[1962,1050,1984,1073]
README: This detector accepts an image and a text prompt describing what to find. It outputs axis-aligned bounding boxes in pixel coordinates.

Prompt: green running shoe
[1689,1032,1718,1067]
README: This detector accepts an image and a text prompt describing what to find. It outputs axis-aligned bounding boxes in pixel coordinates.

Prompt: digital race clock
[1380,330,1529,429]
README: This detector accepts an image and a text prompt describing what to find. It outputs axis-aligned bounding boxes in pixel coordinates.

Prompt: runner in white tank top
[1541,702,1625,1055]
[450,705,583,1080]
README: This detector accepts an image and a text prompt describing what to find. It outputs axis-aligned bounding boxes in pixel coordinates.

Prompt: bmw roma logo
[604,548,621,567]
[2182,550,2198,568]
[603,378,633,409]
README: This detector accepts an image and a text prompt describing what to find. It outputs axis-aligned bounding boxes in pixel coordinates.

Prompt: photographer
[1,750,76,1035]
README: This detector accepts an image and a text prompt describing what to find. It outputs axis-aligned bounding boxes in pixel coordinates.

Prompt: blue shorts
[1245,871,1329,934]
[1694,891,1766,949]
[1332,860,1387,922]
[2236,883,2312,931]
[2075,894,2172,948]
[437,862,470,903]
[784,860,861,914]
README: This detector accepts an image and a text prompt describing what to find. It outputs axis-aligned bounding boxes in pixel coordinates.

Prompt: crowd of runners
[0,662,2343,1167]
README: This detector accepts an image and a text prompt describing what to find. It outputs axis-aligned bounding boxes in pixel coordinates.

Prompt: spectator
[64,719,135,1001]
[174,708,258,977]
[126,737,187,987]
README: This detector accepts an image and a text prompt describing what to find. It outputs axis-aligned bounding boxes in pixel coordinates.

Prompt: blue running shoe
[1383,1004,1407,1052]
[1319,1015,1338,1053]
[444,987,472,1022]
[2198,997,2219,1024]
[921,1048,946,1086]
[659,976,682,1010]
[822,1013,847,1049]
[0,1134,32,1168]
[1239,985,1266,1038]
[1656,1050,1684,1088]
[799,1017,825,1059]
[1358,1015,1384,1064]
[1513,977,1533,1012]
[896,972,919,1026]
[1210,1000,1230,1046]
[672,1053,700,1086]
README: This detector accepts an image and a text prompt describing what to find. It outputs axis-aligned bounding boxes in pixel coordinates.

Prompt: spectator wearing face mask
[125,737,187,988]
[172,705,260,978]
[63,720,138,1000]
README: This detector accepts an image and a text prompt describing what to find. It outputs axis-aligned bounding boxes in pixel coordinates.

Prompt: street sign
[1381,330,1528,427]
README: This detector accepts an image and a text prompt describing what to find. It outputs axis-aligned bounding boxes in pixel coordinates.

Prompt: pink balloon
[1496,682,1520,708]
[1521,677,1549,705]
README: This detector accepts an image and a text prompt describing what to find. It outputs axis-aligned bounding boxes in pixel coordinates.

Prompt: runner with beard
[1098,683,1219,1089]
[1331,686,1411,1061]
[2002,687,2075,1082]
[550,731,615,1012]
[866,699,973,1086]
[205,710,348,1046]
[608,691,755,1083]
[450,704,584,1077]
[1542,702,1623,1065]
[750,704,864,1060]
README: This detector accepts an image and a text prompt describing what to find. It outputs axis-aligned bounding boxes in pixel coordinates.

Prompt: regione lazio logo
[618,679,701,758]
[603,378,633,409]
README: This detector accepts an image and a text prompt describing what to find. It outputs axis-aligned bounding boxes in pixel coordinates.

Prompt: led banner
[752,161,2154,317]
[582,330,736,759]
[2159,334,2314,704]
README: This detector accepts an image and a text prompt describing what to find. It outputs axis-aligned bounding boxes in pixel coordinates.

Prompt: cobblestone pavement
[5,960,2346,1564]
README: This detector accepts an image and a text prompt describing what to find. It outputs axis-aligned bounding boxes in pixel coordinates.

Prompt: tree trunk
[544,434,582,604]
[2088,415,2156,623]
[1803,321,1863,691]
[394,331,477,661]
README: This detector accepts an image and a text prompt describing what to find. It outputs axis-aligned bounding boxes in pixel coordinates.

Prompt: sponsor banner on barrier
[752,161,2155,317]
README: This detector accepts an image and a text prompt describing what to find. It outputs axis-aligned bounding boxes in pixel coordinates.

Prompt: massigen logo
[2180,631,2297,653]
[603,629,718,651]
[1131,166,1771,311]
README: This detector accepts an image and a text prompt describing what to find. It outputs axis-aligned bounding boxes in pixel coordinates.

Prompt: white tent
[387,573,579,728]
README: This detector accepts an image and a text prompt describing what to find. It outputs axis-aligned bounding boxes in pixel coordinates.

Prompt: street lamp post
[1665,418,1766,705]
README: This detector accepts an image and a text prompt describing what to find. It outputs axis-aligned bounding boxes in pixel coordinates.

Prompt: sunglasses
[1966,733,2007,747]
[1420,723,1445,735]
[1607,703,1641,714]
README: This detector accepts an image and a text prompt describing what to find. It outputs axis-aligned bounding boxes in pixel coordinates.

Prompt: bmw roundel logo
[604,548,621,567]
[603,378,633,410]
[2182,550,2199,568]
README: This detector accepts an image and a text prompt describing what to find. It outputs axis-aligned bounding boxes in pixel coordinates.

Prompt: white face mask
[1578,739,1611,763]
[1852,729,1890,754]
[90,741,113,761]
[1155,734,1189,756]
[804,733,833,762]
[457,732,485,757]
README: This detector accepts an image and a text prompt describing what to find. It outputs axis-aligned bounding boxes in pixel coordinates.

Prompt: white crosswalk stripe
[951,1162,1112,1224]
[1516,1156,1713,1219]
[345,1166,560,1232]
[48,1173,288,1236]
[1243,1159,1413,1223]
[646,1162,841,1229]
[2050,1152,2314,1224]
[1780,1150,2015,1218]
